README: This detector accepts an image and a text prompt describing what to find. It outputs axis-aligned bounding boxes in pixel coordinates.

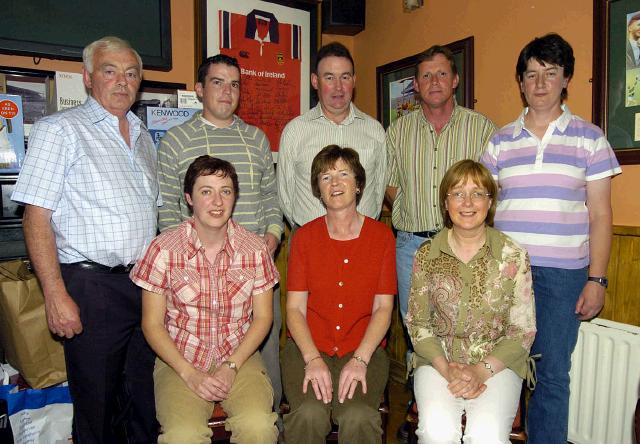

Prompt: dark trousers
[60,264,158,444]
[282,339,389,444]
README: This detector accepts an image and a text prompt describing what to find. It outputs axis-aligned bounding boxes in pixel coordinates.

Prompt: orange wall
[0,0,637,225]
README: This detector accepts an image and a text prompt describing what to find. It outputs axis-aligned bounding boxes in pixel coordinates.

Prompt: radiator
[568,318,640,444]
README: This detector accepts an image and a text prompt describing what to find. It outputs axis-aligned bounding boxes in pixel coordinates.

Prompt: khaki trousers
[154,353,278,444]
[281,339,389,444]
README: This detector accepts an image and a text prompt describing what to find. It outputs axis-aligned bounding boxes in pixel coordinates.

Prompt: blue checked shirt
[12,97,160,267]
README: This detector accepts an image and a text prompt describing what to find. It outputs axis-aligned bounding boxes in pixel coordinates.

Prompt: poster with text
[204,0,310,156]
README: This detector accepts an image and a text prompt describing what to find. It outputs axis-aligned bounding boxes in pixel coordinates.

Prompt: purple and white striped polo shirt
[481,106,621,269]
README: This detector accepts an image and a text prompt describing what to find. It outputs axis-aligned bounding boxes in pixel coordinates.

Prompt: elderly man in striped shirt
[277,42,387,229]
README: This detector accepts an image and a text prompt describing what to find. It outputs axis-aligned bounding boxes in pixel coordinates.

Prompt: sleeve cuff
[266,224,283,240]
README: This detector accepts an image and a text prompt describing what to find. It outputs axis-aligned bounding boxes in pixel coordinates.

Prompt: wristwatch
[221,360,238,374]
[587,276,608,288]
[481,360,494,376]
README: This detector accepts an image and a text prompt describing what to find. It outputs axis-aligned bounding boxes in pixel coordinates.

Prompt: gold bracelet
[304,355,321,370]
[352,355,368,367]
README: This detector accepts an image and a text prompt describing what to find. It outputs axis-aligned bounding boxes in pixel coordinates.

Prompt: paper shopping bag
[0,260,66,388]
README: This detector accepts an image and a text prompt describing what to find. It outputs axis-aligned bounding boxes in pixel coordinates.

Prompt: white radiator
[568,318,640,444]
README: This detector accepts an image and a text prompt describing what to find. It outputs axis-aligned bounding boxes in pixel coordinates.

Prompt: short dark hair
[184,155,240,204]
[197,54,240,85]
[313,42,355,74]
[414,45,458,78]
[629,13,640,27]
[516,33,574,100]
[439,159,497,229]
[310,145,366,206]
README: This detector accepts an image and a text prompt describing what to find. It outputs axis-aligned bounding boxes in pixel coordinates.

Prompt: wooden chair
[208,392,389,443]
[407,384,527,444]
[208,403,232,442]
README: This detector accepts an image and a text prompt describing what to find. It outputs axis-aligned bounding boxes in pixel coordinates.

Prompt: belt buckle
[109,264,134,273]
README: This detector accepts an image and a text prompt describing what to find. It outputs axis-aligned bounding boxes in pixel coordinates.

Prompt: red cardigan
[287,216,397,356]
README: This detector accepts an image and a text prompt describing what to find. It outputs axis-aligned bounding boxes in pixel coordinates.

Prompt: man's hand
[575,281,606,321]
[45,290,82,338]
[264,233,280,256]
[303,357,332,404]
[337,356,367,403]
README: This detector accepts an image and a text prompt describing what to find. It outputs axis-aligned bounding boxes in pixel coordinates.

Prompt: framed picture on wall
[376,36,474,129]
[593,0,640,164]
[0,66,54,138]
[195,0,318,157]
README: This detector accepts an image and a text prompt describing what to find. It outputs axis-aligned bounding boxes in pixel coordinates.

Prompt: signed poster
[203,0,311,154]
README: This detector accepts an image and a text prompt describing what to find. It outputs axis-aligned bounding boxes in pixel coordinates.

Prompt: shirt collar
[513,104,572,137]
[418,100,461,130]
[307,102,363,125]
[185,218,237,260]
[426,226,504,262]
[199,113,238,129]
[84,96,142,130]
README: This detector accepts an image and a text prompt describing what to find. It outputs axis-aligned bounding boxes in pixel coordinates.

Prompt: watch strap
[587,276,608,288]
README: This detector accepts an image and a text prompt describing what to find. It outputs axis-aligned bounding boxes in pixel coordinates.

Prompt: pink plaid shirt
[131,218,279,371]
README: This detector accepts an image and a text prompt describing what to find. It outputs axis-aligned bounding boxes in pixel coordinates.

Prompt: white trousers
[414,365,522,444]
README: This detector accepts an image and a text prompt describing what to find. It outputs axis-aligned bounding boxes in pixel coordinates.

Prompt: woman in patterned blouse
[406,159,536,443]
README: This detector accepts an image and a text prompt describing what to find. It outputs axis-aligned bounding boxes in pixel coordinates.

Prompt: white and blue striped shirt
[12,97,160,267]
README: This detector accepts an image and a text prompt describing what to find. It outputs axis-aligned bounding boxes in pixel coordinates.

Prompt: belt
[410,229,440,238]
[68,261,136,274]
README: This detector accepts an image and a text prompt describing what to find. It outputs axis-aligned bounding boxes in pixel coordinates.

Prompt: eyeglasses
[446,191,491,203]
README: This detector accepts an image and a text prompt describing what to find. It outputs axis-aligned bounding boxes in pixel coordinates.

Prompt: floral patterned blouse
[406,226,536,379]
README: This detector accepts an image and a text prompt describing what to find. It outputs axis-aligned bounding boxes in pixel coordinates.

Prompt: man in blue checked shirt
[12,36,160,444]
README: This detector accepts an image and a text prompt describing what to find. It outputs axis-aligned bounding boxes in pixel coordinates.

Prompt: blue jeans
[526,266,587,444]
[396,231,433,323]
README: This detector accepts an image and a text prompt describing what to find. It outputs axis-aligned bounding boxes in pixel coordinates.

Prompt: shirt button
[333,346,339,352]
[338,281,344,287]
[336,325,341,330]
[338,303,343,308]
[343,258,349,264]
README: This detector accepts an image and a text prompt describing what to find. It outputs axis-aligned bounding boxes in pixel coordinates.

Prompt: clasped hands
[446,362,488,399]
[303,356,367,404]
[182,364,237,402]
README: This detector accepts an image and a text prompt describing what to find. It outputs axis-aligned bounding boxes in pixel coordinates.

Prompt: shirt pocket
[226,267,256,302]
[170,268,202,304]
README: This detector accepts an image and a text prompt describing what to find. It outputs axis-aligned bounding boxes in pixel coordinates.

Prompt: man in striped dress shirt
[156,54,284,418]
[277,42,387,228]
[385,45,496,324]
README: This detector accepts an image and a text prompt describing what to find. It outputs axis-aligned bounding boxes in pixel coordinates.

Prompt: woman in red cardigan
[281,145,396,444]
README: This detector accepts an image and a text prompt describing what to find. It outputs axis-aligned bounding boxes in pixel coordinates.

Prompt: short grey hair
[82,36,143,74]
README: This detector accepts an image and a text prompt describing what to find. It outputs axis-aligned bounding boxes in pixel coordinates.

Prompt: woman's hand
[181,366,232,402]
[337,356,368,403]
[446,362,487,399]
[303,357,333,404]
